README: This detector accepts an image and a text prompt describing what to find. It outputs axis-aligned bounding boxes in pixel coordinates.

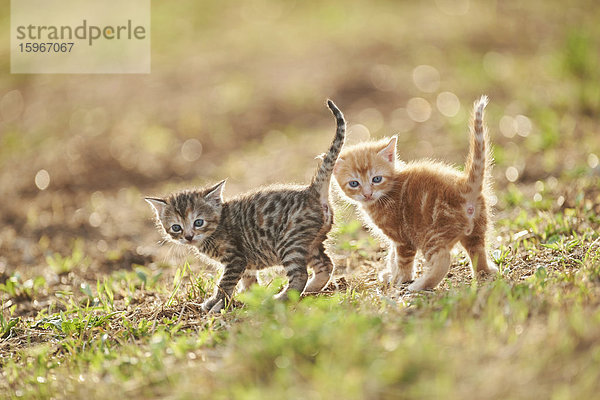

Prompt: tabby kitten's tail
[311,100,346,195]
[463,95,490,234]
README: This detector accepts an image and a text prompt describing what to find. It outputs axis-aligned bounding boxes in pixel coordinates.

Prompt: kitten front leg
[379,244,397,284]
[202,256,246,313]
[408,248,450,291]
[380,242,415,285]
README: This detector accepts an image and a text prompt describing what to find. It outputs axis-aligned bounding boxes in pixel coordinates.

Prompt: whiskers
[376,193,395,209]
[160,240,191,265]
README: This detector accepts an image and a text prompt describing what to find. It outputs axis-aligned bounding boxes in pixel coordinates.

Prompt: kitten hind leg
[379,243,416,285]
[461,236,498,276]
[239,269,258,292]
[408,248,450,291]
[304,242,334,293]
[276,249,309,300]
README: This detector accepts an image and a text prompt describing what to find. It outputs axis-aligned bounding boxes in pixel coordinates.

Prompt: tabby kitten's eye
[171,224,182,233]
[349,180,360,188]
[372,176,383,183]
[193,219,204,228]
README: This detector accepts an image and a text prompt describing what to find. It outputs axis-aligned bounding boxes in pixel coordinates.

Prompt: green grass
[2,196,600,399]
[3,261,600,399]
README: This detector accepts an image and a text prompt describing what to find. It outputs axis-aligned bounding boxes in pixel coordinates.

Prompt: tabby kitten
[146,100,346,312]
[334,96,497,291]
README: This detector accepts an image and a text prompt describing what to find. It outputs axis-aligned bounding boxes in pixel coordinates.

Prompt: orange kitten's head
[334,136,398,205]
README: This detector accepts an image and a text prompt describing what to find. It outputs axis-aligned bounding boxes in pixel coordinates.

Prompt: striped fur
[312,100,346,199]
[146,100,346,312]
[334,96,497,291]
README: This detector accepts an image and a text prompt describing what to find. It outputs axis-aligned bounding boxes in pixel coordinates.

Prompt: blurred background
[0,0,599,294]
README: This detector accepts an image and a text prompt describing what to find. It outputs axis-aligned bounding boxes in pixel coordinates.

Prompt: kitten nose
[363,192,373,200]
[185,234,194,242]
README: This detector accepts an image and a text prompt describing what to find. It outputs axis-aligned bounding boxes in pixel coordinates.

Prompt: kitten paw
[407,279,432,292]
[379,270,393,284]
[274,289,302,301]
[380,269,413,285]
[477,264,499,277]
[201,297,224,313]
[274,290,288,301]
[396,271,414,284]
[304,279,328,293]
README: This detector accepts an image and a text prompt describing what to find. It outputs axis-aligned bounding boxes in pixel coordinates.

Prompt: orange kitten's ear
[145,197,167,216]
[378,136,397,163]
[334,157,344,174]
[205,180,226,204]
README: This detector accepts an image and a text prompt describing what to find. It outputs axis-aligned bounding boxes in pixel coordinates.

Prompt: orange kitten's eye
[372,176,383,183]
[348,180,360,188]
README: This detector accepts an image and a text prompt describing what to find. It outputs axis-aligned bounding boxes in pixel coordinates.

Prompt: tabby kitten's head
[334,136,398,204]
[145,180,225,246]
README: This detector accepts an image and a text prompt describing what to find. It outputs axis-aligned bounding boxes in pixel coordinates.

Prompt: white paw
[274,290,288,301]
[304,278,328,293]
[485,264,499,274]
[396,271,414,284]
[201,298,224,313]
[379,269,392,284]
[407,280,427,292]
[478,264,499,277]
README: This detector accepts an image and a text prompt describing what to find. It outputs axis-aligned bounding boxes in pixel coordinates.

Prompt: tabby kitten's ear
[145,197,167,216]
[205,180,226,205]
[378,135,398,164]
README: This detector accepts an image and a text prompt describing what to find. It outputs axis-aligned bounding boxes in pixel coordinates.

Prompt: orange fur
[334,96,497,291]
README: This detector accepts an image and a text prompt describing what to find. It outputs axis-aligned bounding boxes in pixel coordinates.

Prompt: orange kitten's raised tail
[463,95,490,235]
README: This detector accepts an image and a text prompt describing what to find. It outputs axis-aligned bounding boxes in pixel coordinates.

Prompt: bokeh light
[505,166,519,182]
[358,108,384,133]
[514,115,532,137]
[34,169,50,190]
[406,97,432,122]
[534,181,544,192]
[89,212,102,228]
[436,91,460,117]
[181,138,203,162]
[347,124,371,144]
[499,116,517,138]
[412,65,440,93]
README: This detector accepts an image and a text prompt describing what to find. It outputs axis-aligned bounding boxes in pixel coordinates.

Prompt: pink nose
[363,193,373,200]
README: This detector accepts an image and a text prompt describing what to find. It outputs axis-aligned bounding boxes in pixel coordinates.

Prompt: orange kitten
[334,96,497,291]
